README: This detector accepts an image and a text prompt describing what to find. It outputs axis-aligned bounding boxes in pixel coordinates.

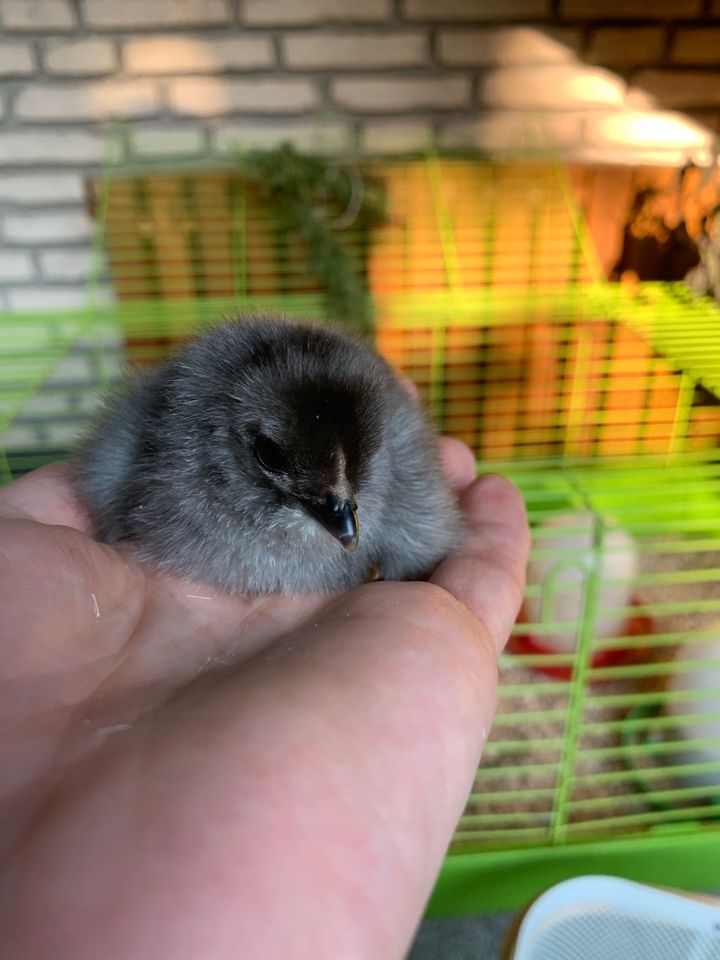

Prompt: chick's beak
[303,494,359,551]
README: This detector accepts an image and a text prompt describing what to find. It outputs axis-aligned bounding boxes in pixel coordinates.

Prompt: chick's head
[185,320,394,551]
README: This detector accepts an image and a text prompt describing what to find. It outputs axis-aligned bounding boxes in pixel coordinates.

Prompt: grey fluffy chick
[74,316,463,595]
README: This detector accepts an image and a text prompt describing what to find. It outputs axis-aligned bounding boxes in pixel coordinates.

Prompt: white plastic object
[524,512,638,654]
[666,636,720,790]
[508,875,720,960]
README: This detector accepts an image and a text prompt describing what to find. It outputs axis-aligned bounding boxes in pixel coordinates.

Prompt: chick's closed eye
[73,315,463,595]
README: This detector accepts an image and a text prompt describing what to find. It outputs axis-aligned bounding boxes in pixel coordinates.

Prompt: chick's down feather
[74,316,463,594]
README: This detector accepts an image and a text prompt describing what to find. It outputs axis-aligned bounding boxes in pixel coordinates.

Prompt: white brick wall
[632,70,720,108]
[214,119,352,153]
[0,4,718,323]
[0,174,84,204]
[361,119,432,153]
[283,31,428,69]
[332,76,471,112]
[15,81,161,121]
[129,123,205,157]
[0,43,35,76]
[1,425,44,448]
[0,251,35,282]
[0,131,106,164]
[243,0,391,25]
[123,36,275,75]
[587,27,665,66]
[167,77,319,115]
[564,0,699,16]
[1,0,76,30]
[439,111,584,152]
[39,249,96,281]
[82,0,231,29]
[43,38,117,76]
[480,66,626,109]
[403,0,549,20]
[585,111,712,150]
[673,28,720,64]
[3,211,93,243]
[5,285,107,311]
[437,28,579,66]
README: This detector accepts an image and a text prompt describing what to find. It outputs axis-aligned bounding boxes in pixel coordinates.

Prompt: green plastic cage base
[428,827,720,916]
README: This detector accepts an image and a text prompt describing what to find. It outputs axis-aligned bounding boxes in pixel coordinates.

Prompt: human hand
[0,440,528,960]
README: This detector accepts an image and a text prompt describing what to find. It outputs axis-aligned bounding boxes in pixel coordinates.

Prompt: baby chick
[74,316,463,595]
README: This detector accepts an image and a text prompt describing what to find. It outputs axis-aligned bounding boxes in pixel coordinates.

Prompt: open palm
[0,440,528,960]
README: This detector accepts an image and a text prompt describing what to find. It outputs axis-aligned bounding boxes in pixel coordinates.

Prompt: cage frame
[3,148,720,914]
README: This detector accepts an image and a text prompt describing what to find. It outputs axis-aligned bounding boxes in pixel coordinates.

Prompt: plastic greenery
[235,143,387,332]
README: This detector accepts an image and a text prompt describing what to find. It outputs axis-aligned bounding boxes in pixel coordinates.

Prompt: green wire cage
[2,152,720,913]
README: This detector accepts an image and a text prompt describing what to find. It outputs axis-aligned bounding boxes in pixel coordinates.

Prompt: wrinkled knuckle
[408,579,463,618]
[472,612,500,666]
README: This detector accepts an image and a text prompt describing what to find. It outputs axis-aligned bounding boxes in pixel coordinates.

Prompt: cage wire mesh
[2,150,720,904]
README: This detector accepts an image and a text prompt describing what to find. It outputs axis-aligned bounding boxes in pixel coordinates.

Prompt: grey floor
[408,913,516,960]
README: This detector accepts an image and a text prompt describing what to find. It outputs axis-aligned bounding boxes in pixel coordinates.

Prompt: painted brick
[167,77,319,115]
[214,120,352,154]
[1,0,75,29]
[586,110,712,151]
[480,66,625,109]
[438,27,579,66]
[81,0,230,28]
[632,70,720,109]
[332,76,471,111]
[5,286,104,311]
[1,424,43,448]
[45,422,87,447]
[44,353,97,382]
[3,211,92,243]
[361,120,432,153]
[686,110,720,134]
[123,35,274,75]
[21,392,74,418]
[0,131,106,165]
[672,29,720,65]
[576,143,710,166]
[625,87,656,110]
[21,390,72,422]
[39,248,94,281]
[284,31,427,69]
[403,0,548,20]
[71,390,106,414]
[15,81,160,121]
[44,38,117,75]
[0,42,35,76]
[587,27,665,65]
[0,250,35,282]
[130,124,205,157]
[439,111,583,152]
[562,0,700,15]
[244,0,391,25]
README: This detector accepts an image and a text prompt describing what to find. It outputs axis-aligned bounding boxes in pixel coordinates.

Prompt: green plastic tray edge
[427,826,720,916]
